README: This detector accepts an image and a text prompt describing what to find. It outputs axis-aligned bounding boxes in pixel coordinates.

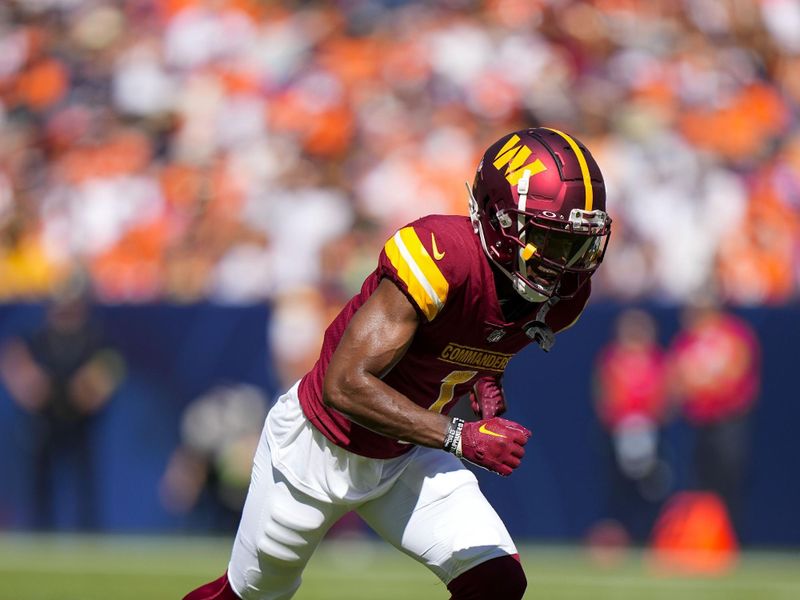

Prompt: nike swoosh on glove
[469,376,507,419]
[460,417,532,477]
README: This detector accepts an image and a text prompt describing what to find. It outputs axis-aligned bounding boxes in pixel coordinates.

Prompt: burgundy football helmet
[469,127,611,301]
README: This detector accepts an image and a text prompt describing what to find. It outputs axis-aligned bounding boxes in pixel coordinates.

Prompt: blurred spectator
[0,0,798,305]
[160,383,268,532]
[268,286,331,390]
[592,309,672,543]
[0,275,124,530]
[668,301,761,535]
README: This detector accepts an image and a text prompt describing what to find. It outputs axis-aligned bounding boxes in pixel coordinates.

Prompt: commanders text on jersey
[439,343,512,373]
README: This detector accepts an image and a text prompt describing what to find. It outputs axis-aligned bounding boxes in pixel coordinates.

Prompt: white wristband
[444,417,465,457]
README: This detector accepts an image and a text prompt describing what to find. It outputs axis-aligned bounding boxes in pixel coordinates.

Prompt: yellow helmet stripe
[384,227,449,321]
[543,128,594,211]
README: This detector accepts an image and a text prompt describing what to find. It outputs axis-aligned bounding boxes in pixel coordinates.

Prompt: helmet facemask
[469,175,611,301]
[507,208,610,298]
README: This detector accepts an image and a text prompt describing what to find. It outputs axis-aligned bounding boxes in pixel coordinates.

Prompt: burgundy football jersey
[298,215,590,459]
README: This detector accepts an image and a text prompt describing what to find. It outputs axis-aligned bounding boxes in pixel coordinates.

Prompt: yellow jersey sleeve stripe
[543,127,594,211]
[384,227,449,321]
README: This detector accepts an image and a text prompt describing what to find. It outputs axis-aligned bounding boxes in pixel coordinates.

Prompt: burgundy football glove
[443,416,531,477]
[469,376,507,419]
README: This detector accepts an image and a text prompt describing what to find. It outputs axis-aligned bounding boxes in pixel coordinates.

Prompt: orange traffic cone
[649,491,738,575]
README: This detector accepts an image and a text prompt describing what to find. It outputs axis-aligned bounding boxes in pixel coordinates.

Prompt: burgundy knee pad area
[447,554,527,600]
[183,572,240,600]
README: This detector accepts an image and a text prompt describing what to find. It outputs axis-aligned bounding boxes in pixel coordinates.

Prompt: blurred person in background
[160,383,269,532]
[0,275,124,530]
[591,309,672,545]
[668,300,761,536]
[183,128,611,600]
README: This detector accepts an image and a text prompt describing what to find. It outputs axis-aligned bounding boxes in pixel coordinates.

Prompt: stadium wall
[0,303,797,546]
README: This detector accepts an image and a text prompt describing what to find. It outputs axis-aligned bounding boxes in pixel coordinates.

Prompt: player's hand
[469,376,506,418]
[458,417,532,477]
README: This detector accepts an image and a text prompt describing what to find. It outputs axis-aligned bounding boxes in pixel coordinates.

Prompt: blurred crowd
[1,0,799,315]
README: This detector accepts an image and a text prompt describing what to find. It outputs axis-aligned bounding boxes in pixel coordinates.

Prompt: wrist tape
[443,417,465,458]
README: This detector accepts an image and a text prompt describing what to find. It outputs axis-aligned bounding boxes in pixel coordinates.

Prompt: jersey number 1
[428,370,477,413]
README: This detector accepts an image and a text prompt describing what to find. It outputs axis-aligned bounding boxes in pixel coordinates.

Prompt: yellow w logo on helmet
[492,134,547,186]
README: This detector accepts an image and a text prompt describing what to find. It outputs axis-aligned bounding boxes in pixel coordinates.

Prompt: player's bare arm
[322,278,452,448]
[323,278,533,476]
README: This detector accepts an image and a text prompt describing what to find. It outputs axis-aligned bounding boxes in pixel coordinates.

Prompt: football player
[184,127,612,600]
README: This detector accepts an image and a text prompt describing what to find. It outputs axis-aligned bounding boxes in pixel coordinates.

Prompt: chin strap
[466,182,548,303]
[516,169,531,283]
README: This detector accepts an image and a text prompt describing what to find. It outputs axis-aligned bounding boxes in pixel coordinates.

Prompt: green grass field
[0,535,798,600]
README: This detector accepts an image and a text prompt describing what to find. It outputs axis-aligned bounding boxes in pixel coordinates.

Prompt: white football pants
[227,383,517,600]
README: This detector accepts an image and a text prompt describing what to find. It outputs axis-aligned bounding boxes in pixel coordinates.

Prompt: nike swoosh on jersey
[478,424,507,438]
[431,233,445,260]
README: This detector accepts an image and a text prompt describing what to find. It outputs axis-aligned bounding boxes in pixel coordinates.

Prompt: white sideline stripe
[393,231,443,312]
[3,561,800,593]
[524,574,800,592]
[0,561,217,577]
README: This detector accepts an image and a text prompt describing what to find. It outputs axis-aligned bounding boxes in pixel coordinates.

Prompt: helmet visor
[527,227,608,272]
